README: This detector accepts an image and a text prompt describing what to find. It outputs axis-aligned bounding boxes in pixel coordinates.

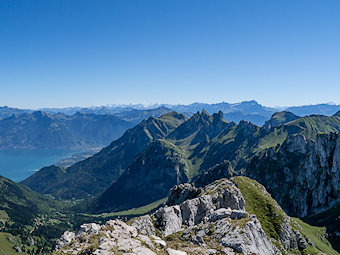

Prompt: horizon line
[1,100,339,111]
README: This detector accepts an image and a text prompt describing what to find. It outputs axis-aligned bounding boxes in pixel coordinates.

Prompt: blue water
[0,149,77,182]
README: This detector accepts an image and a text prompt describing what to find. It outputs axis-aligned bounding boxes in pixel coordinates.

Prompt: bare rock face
[247,133,340,217]
[205,179,245,210]
[180,195,214,226]
[55,220,158,255]
[154,205,182,236]
[166,248,187,255]
[55,178,315,255]
[152,179,314,255]
[55,231,75,250]
[278,218,299,250]
[219,215,278,255]
[167,183,200,206]
[76,222,101,237]
[152,179,278,254]
[208,208,233,222]
[154,179,245,237]
[130,215,156,236]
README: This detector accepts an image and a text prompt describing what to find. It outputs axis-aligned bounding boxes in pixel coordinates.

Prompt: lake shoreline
[0,148,99,182]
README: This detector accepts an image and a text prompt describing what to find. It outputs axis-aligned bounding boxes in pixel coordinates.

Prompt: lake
[0,148,78,182]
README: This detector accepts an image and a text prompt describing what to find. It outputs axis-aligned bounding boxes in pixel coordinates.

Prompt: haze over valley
[1,1,340,254]
[2,100,340,182]
[0,100,340,254]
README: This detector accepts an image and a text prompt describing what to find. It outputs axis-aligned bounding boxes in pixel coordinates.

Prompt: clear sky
[1,0,340,109]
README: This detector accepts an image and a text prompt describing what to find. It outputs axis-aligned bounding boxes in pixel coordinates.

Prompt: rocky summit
[54,177,333,255]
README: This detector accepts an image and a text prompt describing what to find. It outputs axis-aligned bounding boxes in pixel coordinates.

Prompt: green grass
[233,176,285,240]
[285,115,340,140]
[233,177,339,255]
[256,115,340,153]
[160,139,198,180]
[0,233,21,255]
[294,218,339,255]
[256,128,288,151]
[86,197,167,218]
[304,203,340,252]
[0,210,10,228]
[302,245,326,255]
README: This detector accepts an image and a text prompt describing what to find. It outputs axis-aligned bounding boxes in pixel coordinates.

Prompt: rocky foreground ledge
[54,177,325,255]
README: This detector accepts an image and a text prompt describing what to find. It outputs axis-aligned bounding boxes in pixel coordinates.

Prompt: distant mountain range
[2,105,340,253]
[0,111,133,149]
[286,103,340,116]
[2,101,340,124]
[22,112,187,198]
[1,100,340,161]
[24,110,340,214]
[21,109,340,251]
[0,106,32,120]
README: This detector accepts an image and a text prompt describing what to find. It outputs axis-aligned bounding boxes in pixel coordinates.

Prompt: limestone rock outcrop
[247,133,340,217]
[55,178,315,255]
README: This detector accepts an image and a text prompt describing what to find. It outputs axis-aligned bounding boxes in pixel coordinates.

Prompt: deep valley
[0,103,339,254]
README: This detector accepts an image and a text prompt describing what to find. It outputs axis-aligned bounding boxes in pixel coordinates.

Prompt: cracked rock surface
[55,178,313,255]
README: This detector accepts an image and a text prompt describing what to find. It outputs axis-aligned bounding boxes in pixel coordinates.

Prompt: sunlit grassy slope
[0,232,21,255]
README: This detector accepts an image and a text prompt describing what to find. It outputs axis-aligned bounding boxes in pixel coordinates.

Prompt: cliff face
[247,133,340,217]
[54,177,335,255]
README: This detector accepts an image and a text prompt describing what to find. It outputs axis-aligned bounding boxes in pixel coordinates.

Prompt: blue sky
[1,0,340,109]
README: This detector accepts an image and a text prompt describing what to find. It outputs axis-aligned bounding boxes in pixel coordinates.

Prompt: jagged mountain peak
[32,110,51,118]
[201,109,210,115]
[168,110,231,142]
[73,111,86,117]
[212,110,225,121]
[191,109,212,121]
[235,119,259,133]
[184,109,226,127]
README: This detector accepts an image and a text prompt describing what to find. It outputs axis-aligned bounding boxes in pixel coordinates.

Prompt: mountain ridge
[77,110,340,218]
[10,109,340,252]
[22,112,187,199]
[0,111,134,149]
[54,177,339,255]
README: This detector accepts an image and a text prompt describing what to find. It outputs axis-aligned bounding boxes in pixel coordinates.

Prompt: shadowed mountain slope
[85,111,340,214]
[87,139,190,212]
[22,112,187,199]
[84,111,258,213]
